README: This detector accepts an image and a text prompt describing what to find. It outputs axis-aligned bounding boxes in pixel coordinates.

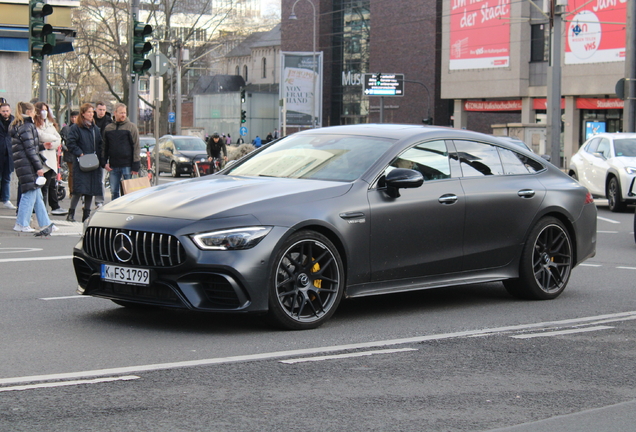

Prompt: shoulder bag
[78,127,100,172]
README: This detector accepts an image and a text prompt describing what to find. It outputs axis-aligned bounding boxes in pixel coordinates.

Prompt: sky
[261,0,281,16]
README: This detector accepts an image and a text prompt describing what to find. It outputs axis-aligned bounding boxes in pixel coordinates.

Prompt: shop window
[262,58,267,78]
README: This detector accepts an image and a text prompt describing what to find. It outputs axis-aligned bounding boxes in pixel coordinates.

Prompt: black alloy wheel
[607,177,627,212]
[267,231,344,330]
[171,162,180,178]
[504,217,572,300]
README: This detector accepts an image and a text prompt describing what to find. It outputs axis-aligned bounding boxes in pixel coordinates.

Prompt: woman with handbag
[34,101,68,216]
[9,101,55,233]
[65,103,104,222]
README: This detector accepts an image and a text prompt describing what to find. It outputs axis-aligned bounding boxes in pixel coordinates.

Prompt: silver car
[568,133,636,212]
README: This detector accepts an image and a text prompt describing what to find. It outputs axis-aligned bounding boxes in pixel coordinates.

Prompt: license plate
[101,264,150,286]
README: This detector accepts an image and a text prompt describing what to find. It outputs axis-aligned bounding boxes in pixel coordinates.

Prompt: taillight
[584,191,594,204]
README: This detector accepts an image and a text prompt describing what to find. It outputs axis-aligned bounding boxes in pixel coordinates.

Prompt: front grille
[84,227,186,267]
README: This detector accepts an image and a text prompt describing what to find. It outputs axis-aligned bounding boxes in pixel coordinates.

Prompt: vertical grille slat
[83,227,185,267]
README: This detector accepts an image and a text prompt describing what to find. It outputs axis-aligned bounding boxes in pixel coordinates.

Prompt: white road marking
[597,216,620,224]
[279,348,418,364]
[0,376,139,393]
[597,231,619,233]
[0,255,72,263]
[580,263,602,267]
[510,325,615,339]
[1,311,635,387]
[617,266,636,270]
[39,295,91,301]
[0,248,43,254]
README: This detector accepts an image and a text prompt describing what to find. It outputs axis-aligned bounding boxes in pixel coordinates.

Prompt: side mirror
[593,152,606,160]
[384,168,424,198]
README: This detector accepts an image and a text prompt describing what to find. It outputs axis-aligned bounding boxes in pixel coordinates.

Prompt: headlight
[625,167,636,175]
[178,156,190,163]
[191,227,272,250]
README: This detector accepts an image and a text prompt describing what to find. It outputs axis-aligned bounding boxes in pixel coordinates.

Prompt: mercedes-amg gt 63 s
[73,125,597,330]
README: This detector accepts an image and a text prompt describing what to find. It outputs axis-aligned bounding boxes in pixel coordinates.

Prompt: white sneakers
[3,201,16,210]
[51,207,69,215]
[13,224,35,233]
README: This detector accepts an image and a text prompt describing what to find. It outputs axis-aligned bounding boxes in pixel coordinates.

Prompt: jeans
[0,157,11,203]
[109,166,131,200]
[16,187,51,228]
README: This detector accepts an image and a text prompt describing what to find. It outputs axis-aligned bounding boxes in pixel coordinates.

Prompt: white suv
[569,133,636,212]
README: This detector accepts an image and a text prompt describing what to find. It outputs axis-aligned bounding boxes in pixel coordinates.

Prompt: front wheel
[608,177,627,212]
[266,231,345,330]
[171,162,180,178]
[504,217,573,300]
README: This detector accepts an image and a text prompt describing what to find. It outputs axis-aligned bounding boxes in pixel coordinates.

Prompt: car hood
[177,150,208,159]
[101,175,353,220]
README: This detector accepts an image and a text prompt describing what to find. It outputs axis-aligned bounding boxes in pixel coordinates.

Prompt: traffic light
[240,88,246,103]
[29,0,54,63]
[132,21,153,75]
[375,73,382,86]
[241,110,247,123]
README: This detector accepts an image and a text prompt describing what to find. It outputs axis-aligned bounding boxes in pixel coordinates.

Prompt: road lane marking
[597,231,619,233]
[617,266,636,270]
[0,248,43,254]
[580,263,602,267]
[1,311,635,387]
[39,295,91,301]
[0,376,139,393]
[279,348,418,364]
[510,325,615,339]
[597,216,620,224]
[0,255,72,263]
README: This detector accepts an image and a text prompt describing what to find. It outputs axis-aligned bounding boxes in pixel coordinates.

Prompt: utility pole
[624,0,636,132]
[175,41,182,135]
[129,0,139,124]
[39,57,47,103]
[547,0,566,167]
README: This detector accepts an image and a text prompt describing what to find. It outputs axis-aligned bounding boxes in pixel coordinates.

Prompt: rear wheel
[266,231,344,330]
[569,171,578,181]
[504,217,572,300]
[608,177,627,212]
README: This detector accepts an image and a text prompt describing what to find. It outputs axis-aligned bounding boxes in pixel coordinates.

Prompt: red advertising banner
[449,0,511,70]
[464,100,522,111]
[532,98,566,110]
[576,98,624,109]
[565,0,626,64]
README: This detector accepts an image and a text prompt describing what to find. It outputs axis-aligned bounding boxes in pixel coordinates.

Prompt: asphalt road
[0,203,635,431]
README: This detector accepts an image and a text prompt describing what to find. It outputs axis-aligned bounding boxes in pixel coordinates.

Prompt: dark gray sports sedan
[73,125,597,330]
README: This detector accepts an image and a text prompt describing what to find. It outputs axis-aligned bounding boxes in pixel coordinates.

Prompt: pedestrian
[102,103,140,200]
[0,100,16,209]
[206,131,228,168]
[34,101,67,215]
[236,136,244,145]
[273,129,279,139]
[60,110,79,198]
[252,135,262,148]
[65,103,104,222]
[265,132,273,143]
[93,101,111,208]
[9,101,55,233]
[226,133,231,146]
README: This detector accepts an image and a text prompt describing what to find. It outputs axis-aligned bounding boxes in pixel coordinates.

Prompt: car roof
[586,133,636,141]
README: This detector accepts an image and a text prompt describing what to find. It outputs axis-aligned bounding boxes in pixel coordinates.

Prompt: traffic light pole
[39,56,47,103]
[129,0,139,124]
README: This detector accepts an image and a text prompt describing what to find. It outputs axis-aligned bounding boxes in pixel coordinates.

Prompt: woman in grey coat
[65,103,104,222]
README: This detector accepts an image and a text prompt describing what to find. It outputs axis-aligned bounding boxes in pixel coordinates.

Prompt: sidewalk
[0,192,90,238]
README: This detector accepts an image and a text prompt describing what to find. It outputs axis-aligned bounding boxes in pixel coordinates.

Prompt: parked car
[568,133,636,212]
[73,124,597,330]
[152,135,208,177]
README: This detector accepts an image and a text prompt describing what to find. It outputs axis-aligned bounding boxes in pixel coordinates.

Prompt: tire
[56,185,66,201]
[504,217,573,300]
[171,162,180,178]
[266,231,345,330]
[607,177,627,212]
[569,171,578,181]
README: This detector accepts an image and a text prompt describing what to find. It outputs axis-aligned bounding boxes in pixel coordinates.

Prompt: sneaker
[3,201,16,210]
[51,207,69,215]
[13,224,35,233]
[51,224,59,232]
[96,202,103,208]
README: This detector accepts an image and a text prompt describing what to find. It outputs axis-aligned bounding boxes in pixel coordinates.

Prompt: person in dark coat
[0,101,16,209]
[65,103,104,222]
[9,101,53,233]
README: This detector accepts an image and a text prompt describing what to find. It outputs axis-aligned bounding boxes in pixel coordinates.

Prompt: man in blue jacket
[0,101,16,209]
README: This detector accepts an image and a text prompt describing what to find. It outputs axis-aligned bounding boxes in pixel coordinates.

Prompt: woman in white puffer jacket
[34,102,67,215]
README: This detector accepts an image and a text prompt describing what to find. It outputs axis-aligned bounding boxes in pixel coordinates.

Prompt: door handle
[438,194,458,204]
[518,189,535,198]
[339,212,365,220]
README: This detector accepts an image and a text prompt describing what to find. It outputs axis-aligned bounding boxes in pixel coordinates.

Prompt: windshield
[174,138,206,152]
[227,134,395,181]
[613,139,636,157]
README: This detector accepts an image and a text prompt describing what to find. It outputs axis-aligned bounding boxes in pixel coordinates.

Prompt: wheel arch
[538,211,578,264]
[605,170,620,196]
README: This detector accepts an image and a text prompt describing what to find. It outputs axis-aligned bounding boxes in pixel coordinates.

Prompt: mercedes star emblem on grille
[113,233,134,263]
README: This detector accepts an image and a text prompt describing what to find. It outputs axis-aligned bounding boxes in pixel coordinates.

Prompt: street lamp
[289,0,317,128]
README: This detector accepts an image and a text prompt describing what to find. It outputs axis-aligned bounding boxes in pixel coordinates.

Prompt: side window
[388,140,451,181]
[585,138,600,154]
[498,147,544,174]
[597,139,610,158]
[454,140,504,177]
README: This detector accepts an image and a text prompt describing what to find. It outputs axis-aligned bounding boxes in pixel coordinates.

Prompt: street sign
[363,73,404,97]
[147,52,170,75]
[240,126,248,136]
[168,112,175,123]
